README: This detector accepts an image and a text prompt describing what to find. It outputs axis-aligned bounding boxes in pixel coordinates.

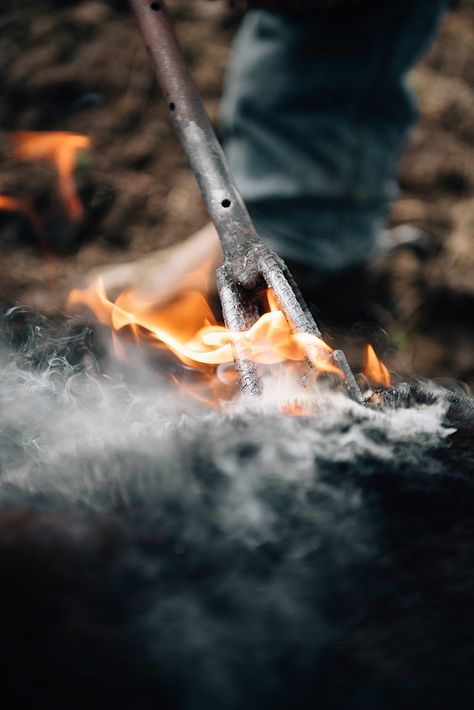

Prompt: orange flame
[363,344,391,388]
[68,279,343,406]
[12,131,91,220]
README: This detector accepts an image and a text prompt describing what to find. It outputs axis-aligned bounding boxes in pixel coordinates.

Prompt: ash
[1,308,474,710]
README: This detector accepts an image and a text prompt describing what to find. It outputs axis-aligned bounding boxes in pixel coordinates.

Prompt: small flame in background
[68,276,392,410]
[0,131,91,229]
[12,131,91,220]
[363,343,392,388]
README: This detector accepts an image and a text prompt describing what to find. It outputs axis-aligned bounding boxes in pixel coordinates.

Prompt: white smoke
[0,309,454,542]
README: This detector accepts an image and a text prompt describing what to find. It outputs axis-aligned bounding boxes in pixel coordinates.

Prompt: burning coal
[0,307,473,709]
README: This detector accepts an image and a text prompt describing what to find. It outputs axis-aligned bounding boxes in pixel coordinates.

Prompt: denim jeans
[220,0,448,274]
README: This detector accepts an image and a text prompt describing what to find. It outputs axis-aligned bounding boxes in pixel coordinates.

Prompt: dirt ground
[0,0,473,387]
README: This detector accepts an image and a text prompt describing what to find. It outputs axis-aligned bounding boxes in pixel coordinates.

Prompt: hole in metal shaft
[221,199,231,208]
[169,102,175,111]
[150,2,161,10]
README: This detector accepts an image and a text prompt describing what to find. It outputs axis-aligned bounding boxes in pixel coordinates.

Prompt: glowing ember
[68,278,343,406]
[363,344,391,388]
[12,131,91,220]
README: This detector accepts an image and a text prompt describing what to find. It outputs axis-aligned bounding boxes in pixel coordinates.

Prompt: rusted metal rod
[129,0,362,403]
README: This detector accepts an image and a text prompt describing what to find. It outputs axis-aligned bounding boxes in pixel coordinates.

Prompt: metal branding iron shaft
[129,0,362,402]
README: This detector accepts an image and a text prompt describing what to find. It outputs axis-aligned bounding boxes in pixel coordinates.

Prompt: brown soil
[0,0,473,387]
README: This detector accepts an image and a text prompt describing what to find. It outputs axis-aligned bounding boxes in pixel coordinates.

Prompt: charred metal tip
[216,265,262,397]
[332,350,363,403]
[217,253,363,403]
[261,258,362,403]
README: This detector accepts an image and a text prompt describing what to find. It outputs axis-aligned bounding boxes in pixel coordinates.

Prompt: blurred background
[0,0,473,386]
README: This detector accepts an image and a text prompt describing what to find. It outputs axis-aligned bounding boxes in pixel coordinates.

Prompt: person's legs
[220,0,448,276]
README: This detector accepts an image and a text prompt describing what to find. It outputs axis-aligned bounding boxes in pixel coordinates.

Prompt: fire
[363,344,391,388]
[12,131,91,220]
[68,278,342,406]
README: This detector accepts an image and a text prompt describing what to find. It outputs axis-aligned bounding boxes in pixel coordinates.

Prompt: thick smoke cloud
[0,307,474,710]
